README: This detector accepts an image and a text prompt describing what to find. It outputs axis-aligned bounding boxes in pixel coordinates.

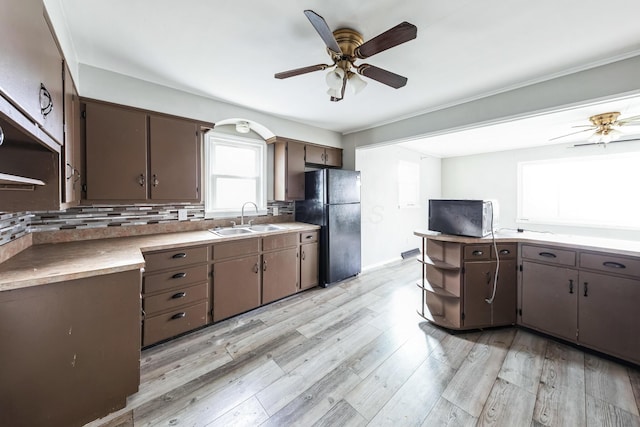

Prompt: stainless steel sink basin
[210,227,256,236]
[248,224,285,232]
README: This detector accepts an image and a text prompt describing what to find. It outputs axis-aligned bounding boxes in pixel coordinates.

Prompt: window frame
[204,132,267,219]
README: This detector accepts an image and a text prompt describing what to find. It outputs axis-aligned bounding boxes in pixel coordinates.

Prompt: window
[517,152,640,229]
[204,132,266,218]
[397,160,420,208]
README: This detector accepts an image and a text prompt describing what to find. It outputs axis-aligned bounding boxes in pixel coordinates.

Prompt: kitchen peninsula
[414,229,640,366]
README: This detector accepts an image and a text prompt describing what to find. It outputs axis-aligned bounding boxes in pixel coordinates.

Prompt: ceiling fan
[275,10,417,101]
[551,111,640,146]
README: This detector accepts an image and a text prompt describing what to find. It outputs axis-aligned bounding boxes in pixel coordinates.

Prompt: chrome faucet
[240,202,258,226]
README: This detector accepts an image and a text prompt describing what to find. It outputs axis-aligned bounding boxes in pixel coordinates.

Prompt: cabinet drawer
[143,264,209,294]
[464,244,491,260]
[521,245,576,266]
[580,252,640,278]
[143,301,208,347]
[213,238,260,261]
[143,282,209,316]
[300,231,318,244]
[492,243,517,260]
[144,246,208,271]
[263,232,298,251]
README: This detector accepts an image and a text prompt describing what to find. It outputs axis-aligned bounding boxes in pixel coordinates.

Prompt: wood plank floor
[86,259,640,427]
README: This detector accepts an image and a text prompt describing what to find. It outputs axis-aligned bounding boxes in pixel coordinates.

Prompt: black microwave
[428,199,495,237]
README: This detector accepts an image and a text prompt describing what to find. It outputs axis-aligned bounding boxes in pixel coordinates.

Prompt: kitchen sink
[248,224,285,232]
[210,227,256,236]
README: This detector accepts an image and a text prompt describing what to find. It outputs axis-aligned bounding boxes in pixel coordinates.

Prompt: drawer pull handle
[302,250,306,261]
[499,249,510,255]
[39,83,53,117]
[263,260,268,272]
[569,279,574,294]
[305,235,313,239]
[172,253,187,259]
[138,174,146,187]
[539,252,557,258]
[583,282,588,297]
[171,312,186,320]
[172,272,187,279]
[253,263,259,274]
[472,250,484,256]
[172,292,186,299]
[603,261,626,269]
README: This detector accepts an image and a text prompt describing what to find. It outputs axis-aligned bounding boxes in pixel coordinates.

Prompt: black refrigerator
[295,169,361,287]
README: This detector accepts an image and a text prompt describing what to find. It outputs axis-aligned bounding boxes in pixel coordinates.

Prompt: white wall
[442,140,640,241]
[356,145,441,269]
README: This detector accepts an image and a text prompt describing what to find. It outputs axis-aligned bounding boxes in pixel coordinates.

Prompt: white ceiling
[57,0,640,155]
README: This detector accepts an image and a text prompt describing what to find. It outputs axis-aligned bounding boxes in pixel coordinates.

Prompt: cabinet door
[491,259,517,326]
[0,270,141,427]
[149,115,200,201]
[323,146,342,168]
[62,64,81,204]
[578,271,640,364]
[0,0,63,144]
[85,102,148,200]
[300,242,319,290]
[262,248,298,304]
[305,144,325,165]
[463,262,492,327]
[286,141,305,200]
[521,261,578,342]
[213,255,261,321]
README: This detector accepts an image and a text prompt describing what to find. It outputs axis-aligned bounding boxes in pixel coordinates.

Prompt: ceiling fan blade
[617,115,640,125]
[358,64,407,89]
[303,10,342,55]
[275,64,331,79]
[548,128,593,141]
[355,22,417,59]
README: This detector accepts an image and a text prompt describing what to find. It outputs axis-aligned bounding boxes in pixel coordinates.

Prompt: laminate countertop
[0,222,319,292]
[414,229,640,257]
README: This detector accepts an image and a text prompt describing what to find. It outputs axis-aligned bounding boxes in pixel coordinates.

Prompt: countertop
[0,222,319,292]
[414,229,640,257]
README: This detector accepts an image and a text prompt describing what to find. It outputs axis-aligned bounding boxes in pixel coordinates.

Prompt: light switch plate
[178,209,188,221]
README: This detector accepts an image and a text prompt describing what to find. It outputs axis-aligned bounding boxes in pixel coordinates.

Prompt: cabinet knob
[138,174,146,187]
[583,282,589,297]
[253,263,259,274]
[302,250,306,260]
[171,312,186,320]
[569,279,574,294]
[153,174,159,187]
[39,83,53,117]
[263,260,268,272]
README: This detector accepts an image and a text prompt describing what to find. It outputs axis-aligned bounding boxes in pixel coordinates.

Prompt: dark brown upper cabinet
[270,137,305,201]
[0,0,64,148]
[83,100,212,203]
[305,144,342,168]
[61,63,82,206]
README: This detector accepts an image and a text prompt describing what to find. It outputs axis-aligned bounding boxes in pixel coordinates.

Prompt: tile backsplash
[0,201,294,247]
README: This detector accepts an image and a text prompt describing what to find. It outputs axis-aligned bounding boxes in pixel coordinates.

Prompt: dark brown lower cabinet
[0,270,141,427]
[213,255,261,321]
[578,271,640,364]
[463,259,517,328]
[262,247,298,304]
[300,240,319,290]
[520,261,578,342]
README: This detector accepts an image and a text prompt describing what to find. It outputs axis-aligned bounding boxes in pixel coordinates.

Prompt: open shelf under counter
[0,172,45,189]
[416,254,460,271]
[416,281,459,299]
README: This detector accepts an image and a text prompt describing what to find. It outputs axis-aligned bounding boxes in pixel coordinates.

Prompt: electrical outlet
[178,209,188,221]
[272,206,279,216]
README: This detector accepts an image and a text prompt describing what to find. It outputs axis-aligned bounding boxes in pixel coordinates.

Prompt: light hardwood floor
[87,259,640,427]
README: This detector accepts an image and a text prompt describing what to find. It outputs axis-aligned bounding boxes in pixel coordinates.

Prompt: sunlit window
[398,160,420,208]
[517,152,640,229]
[204,133,266,218]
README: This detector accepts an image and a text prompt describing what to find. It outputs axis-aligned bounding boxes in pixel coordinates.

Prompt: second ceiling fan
[275,10,418,101]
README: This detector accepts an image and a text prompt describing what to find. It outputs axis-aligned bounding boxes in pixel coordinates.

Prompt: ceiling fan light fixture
[348,73,367,94]
[325,67,345,90]
[235,121,251,134]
